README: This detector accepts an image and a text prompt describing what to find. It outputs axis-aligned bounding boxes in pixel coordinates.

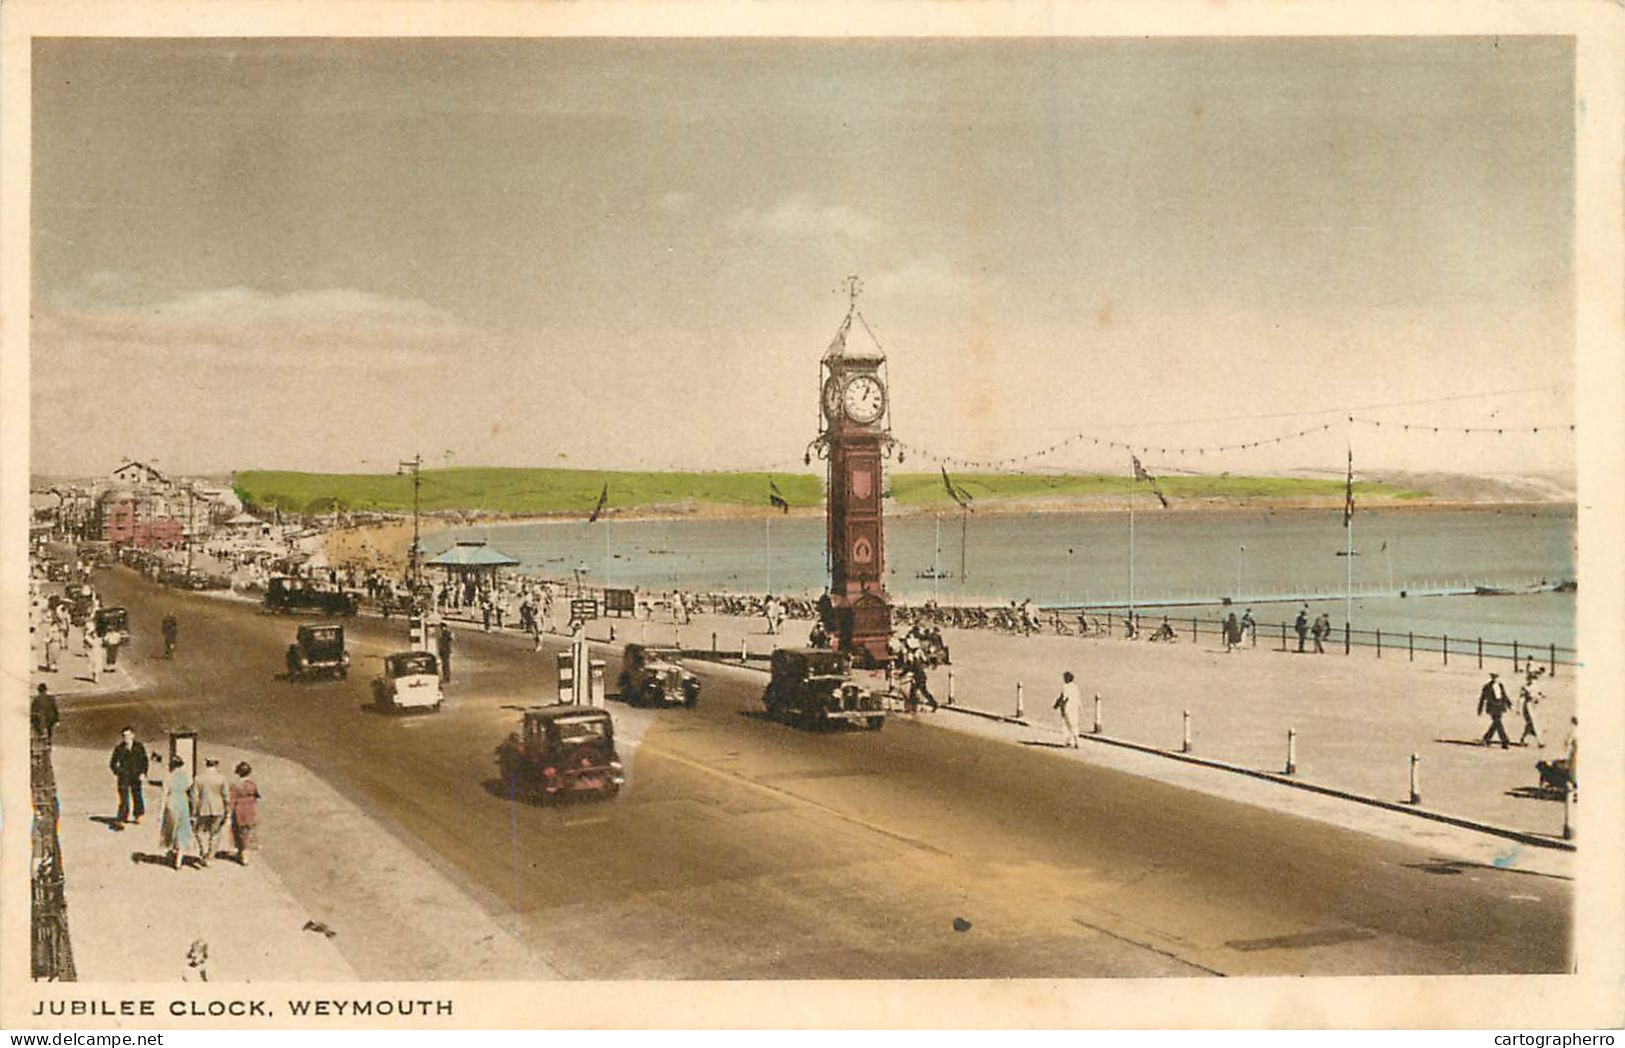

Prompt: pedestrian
[1294,607,1308,652]
[42,615,60,672]
[110,727,148,824]
[1310,613,1328,653]
[189,758,229,867]
[1517,672,1545,748]
[1477,672,1512,749]
[32,683,60,740]
[1240,608,1256,645]
[161,612,178,658]
[229,762,261,866]
[481,596,492,632]
[1223,612,1240,653]
[1054,671,1081,747]
[909,657,938,712]
[436,623,453,683]
[84,626,103,683]
[160,755,194,869]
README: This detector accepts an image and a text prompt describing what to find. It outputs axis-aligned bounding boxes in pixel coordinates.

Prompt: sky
[30,36,1576,480]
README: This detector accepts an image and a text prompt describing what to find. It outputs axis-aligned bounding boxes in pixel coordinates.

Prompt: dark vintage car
[372,650,443,712]
[617,643,700,708]
[286,623,350,681]
[762,647,885,731]
[65,583,96,625]
[265,575,358,617]
[495,705,624,803]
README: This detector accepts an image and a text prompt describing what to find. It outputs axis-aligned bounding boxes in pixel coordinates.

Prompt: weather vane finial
[843,275,863,311]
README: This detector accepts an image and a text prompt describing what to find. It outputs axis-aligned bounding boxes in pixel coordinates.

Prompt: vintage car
[617,643,700,708]
[93,607,129,667]
[761,647,885,731]
[285,623,350,681]
[65,583,96,625]
[495,705,624,803]
[265,575,358,617]
[372,650,443,712]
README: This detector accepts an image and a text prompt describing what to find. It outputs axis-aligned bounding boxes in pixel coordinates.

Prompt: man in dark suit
[1477,673,1512,749]
[436,624,453,683]
[32,684,59,740]
[109,727,149,824]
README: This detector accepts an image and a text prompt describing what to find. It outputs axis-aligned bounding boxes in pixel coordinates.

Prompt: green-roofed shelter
[426,539,521,588]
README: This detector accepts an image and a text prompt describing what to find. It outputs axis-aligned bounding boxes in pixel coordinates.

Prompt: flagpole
[765,514,772,594]
[1128,471,1136,623]
[1345,438,1354,628]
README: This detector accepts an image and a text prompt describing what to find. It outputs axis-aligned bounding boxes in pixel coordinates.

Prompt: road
[54,566,1571,979]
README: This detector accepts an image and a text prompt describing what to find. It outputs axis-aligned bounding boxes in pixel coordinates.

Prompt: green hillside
[234,467,1424,517]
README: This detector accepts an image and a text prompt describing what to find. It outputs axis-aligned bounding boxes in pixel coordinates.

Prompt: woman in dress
[229,761,261,866]
[159,755,193,870]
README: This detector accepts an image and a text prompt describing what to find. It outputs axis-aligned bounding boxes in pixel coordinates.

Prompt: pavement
[35,565,1573,980]
[49,741,553,982]
[572,608,1579,851]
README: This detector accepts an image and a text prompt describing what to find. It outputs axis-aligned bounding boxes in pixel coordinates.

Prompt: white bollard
[741,636,748,664]
[640,620,648,643]
[1092,693,1102,734]
[1015,680,1024,719]
[1563,783,1574,841]
[1182,709,1191,753]
[1285,728,1297,775]
[947,668,955,706]
[1409,753,1421,805]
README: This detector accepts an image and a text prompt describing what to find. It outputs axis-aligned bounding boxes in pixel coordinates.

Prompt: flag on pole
[768,478,790,514]
[587,482,609,523]
[940,465,974,511]
[1343,448,1354,527]
[1130,454,1170,509]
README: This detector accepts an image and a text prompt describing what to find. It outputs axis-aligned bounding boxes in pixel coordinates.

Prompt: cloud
[728,195,879,244]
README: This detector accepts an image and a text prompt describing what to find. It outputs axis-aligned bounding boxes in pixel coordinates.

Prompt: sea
[434,505,1577,651]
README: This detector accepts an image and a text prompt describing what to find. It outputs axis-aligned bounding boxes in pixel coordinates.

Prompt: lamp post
[1066,547,1075,607]
[397,454,422,595]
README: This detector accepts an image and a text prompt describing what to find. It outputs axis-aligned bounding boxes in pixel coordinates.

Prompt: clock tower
[807,278,896,666]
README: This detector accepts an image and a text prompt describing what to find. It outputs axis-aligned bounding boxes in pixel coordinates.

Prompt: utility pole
[398,454,423,594]
[186,486,195,575]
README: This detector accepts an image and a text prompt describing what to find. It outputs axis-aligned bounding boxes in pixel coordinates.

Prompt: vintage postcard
[3,0,1622,1032]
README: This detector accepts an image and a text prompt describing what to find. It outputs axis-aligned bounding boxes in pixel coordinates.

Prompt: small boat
[1335,550,1360,557]
[916,569,951,580]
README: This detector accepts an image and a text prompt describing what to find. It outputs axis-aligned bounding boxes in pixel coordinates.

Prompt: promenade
[561,607,1579,852]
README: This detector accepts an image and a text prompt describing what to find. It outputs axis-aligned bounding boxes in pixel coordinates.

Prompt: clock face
[822,377,843,422]
[841,374,887,424]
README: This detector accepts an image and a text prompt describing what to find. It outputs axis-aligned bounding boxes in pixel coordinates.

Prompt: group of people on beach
[108,728,261,870]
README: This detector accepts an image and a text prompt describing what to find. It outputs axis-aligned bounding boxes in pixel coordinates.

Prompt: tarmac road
[54,566,1571,979]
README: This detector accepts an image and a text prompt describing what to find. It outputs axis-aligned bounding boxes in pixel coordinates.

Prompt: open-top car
[495,705,624,803]
[286,623,349,681]
[617,643,700,708]
[372,650,442,712]
[265,575,358,617]
[762,647,885,731]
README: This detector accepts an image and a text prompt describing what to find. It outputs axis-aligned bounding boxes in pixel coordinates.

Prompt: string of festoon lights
[889,414,1575,472]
